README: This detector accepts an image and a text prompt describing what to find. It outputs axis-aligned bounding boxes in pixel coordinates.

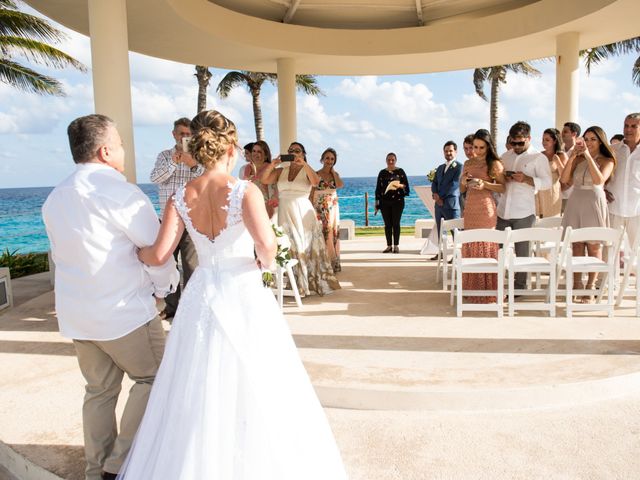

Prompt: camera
[280,154,295,162]
[505,170,515,177]
[181,136,192,153]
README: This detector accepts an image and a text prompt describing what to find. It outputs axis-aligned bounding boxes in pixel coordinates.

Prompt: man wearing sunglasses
[497,121,552,292]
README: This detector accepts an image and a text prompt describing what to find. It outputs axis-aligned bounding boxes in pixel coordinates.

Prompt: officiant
[374,152,410,253]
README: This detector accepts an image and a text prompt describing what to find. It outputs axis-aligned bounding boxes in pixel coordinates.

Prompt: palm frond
[0,58,64,95]
[581,37,640,73]
[0,8,66,44]
[216,71,250,98]
[1,35,86,70]
[473,68,489,101]
[633,56,640,88]
[295,74,323,96]
[503,61,541,77]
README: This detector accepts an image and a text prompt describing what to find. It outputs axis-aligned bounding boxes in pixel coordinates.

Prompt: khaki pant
[73,318,165,480]
[610,213,640,252]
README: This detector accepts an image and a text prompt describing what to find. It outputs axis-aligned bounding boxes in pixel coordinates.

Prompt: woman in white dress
[260,142,340,296]
[117,111,348,479]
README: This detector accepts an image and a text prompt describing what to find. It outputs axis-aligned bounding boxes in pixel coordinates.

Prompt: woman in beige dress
[560,126,616,301]
[261,142,340,296]
[536,128,566,218]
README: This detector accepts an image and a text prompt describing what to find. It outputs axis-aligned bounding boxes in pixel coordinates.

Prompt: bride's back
[183,173,235,241]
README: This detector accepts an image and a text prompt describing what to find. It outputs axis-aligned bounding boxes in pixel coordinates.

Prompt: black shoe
[101,472,118,480]
[430,255,439,261]
[393,246,400,254]
[382,246,392,253]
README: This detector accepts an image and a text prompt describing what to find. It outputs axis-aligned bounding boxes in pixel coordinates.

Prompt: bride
[117,110,348,479]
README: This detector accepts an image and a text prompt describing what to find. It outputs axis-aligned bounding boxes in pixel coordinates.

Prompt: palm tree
[0,0,85,95]
[582,37,640,87]
[194,65,212,113]
[473,62,541,145]
[216,71,322,141]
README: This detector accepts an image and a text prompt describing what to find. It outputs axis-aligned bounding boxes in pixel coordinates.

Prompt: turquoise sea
[0,176,431,254]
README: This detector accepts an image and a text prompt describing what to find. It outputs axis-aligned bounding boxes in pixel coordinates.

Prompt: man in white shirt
[606,113,640,250]
[150,118,203,320]
[497,121,552,290]
[43,114,179,480]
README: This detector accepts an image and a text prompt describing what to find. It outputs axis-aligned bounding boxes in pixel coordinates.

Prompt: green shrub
[0,249,49,279]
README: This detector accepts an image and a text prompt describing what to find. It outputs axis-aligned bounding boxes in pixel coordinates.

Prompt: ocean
[0,176,431,254]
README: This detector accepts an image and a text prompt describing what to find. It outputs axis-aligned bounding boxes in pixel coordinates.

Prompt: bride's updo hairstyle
[189,110,238,169]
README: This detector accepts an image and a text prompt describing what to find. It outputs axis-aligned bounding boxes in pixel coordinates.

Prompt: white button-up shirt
[497,146,552,220]
[608,142,640,217]
[43,163,180,341]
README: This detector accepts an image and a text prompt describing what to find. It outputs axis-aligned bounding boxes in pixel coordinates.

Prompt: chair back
[561,227,624,267]
[440,217,464,236]
[453,228,510,249]
[534,216,562,229]
[509,227,562,258]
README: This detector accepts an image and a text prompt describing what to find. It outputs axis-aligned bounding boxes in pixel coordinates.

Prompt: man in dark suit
[431,140,462,238]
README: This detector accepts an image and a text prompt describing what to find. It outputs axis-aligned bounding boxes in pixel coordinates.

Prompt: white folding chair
[616,228,640,316]
[450,228,509,317]
[276,258,303,309]
[505,227,562,316]
[435,217,464,290]
[534,216,563,228]
[557,227,623,318]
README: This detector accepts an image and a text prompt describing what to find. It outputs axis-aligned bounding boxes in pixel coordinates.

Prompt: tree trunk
[195,66,212,113]
[251,88,264,141]
[490,75,499,149]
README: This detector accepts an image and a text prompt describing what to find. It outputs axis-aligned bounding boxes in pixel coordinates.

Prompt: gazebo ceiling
[24,0,638,75]
[210,0,538,29]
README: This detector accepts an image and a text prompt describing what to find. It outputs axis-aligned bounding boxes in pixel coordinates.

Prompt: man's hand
[511,172,532,185]
[181,152,197,168]
[433,193,444,206]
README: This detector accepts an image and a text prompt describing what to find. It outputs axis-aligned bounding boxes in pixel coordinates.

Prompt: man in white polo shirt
[606,112,640,252]
[497,121,552,291]
[42,114,179,480]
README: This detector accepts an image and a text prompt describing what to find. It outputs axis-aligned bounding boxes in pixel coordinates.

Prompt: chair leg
[608,270,614,318]
[456,267,463,316]
[566,269,573,318]
[285,263,303,308]
[497,269,504,318]
[276,266,284,309]
[616,261,632,306]
[549,269,556,317]
[508,269,514,317]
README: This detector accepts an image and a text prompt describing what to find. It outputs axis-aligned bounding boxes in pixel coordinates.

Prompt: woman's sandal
[581,283,597,304]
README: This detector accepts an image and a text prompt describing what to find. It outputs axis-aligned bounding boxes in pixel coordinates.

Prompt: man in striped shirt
[150,117,204,319]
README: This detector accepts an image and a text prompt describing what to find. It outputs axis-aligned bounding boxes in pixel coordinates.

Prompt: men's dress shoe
[101,472,118,480]
[382,246,393,253]
[393,246,400,254]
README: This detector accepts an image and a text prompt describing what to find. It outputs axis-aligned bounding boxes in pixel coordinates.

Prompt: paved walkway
[1,236,640,479]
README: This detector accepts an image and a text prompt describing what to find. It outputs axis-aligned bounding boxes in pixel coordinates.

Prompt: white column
[277,58,297,153]
[555,32,580,130]
[88,0,136,182]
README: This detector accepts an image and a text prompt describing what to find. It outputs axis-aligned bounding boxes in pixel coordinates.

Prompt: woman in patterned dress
[312,148,344,272]
[460,129,505,303]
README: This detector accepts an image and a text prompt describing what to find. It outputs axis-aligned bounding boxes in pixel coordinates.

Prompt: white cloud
[337,76,452,130]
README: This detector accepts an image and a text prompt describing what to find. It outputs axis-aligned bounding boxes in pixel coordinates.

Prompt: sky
[1,5,640,189]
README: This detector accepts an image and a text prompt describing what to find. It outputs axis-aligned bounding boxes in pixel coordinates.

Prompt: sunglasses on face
[510,140,526,147]
[288,148,302,154]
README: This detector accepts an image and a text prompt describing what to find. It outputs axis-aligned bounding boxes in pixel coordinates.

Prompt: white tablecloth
[414,186,438,255]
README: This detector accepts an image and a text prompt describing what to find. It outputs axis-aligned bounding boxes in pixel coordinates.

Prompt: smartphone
[280,154,295,162]
[181,136,192,153]
[505,170,515,177]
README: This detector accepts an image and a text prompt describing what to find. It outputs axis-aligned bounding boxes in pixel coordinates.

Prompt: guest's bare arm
[260,158,283,185]
[138,198,185,266]
[243,183,277,267]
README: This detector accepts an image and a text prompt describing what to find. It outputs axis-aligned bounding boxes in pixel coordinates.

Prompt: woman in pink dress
[243,140,278,218]
[459,129,505,303]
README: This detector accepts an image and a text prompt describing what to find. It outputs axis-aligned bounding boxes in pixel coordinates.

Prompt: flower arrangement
[427,169,437,182]
[262,224,292,287]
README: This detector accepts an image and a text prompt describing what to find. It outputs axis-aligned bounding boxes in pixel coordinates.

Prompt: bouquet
[262,224,292,287]
[427,169,437,182]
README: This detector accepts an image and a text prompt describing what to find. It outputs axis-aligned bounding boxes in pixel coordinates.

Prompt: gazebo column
[277,58,297,153]
[88,0,136,182]
[555,32,580,130]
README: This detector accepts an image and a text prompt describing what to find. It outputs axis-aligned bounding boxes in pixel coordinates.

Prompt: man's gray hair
[626,112,640,120]
[67,114,115,164]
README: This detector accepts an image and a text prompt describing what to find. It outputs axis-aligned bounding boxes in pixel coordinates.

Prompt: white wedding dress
[118,180,347,479]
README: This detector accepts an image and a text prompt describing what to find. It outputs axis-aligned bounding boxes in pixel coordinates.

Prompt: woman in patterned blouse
[375,152,410,253]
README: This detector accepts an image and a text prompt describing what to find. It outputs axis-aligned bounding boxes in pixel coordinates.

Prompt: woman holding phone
[459,129,505,303]
[560,126,616,302]
[261,142,340,296]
